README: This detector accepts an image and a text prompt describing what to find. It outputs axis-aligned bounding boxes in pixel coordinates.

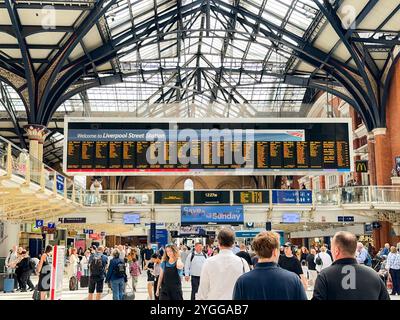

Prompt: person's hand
[185,276,190,282]
[155,288,160,297]
[176,259,184,269]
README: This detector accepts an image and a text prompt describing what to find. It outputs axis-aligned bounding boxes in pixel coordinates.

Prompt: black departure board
[67,141,81,169]
[233,190,269,204]
[194,191,230,204]
[270,142,283,169]
[122,141,135,168]
[95,141,108,169]
[109,141,122,169]
[296,142,309,169]
[283,141,296,169]
[81,141,94,169]
[154,191,191,204]
[65,119,352,174]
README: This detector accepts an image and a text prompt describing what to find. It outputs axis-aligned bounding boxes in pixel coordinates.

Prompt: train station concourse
[1,0,400,308]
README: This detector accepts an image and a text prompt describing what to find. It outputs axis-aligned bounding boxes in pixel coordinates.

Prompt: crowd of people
[4,231,400,300]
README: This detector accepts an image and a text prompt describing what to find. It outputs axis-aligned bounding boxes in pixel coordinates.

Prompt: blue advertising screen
[272,190,312,204]
[123,213,140,224]
[181,205,244,225]
[156,229,169,247]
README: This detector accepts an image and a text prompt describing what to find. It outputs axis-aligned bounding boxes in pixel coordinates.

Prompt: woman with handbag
[36,245,52,300]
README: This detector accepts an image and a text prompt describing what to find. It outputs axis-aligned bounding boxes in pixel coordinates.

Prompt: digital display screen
[181,205,244,225]
[194,191,230,204]
[64,119,352,175]
[154,191,191,204]
[282,213,300,223]
[233,191,269,204]
[123,213,140,224]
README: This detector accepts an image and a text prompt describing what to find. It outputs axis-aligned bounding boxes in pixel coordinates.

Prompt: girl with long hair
[155,244,184,300]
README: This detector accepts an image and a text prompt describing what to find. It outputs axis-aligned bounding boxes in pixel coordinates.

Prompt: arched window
[184,178,194,190]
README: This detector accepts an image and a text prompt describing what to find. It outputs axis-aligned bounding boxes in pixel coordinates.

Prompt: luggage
[80,275,89,288]
[4,278,14,293]
[69,276,78,291]
[32,286,40,300]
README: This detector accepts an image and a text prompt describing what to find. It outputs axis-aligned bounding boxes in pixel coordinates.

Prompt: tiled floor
[0,273,399,300]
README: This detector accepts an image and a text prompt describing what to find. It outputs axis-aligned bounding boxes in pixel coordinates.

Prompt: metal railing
[0,136,84,205]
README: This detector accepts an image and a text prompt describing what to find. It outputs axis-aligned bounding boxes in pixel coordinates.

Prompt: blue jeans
[111,278,125,300]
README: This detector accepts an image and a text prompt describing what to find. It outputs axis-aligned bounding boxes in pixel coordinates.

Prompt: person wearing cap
[278,242,308,290]
[185,242,207,300]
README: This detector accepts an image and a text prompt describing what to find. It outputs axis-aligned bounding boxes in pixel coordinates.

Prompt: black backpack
[190,251,207,262]
[114,260,126,277]
[90,254,104,276]
[315,253,323,266]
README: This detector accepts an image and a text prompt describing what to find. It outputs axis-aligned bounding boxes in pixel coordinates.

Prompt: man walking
[313,231,390,300]
[278,242,308,290]
[197,228,250,300]
[184,242,207,300]
[88,246,108,300]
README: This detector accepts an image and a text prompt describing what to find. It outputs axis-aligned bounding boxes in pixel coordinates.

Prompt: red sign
[89,233,101,240]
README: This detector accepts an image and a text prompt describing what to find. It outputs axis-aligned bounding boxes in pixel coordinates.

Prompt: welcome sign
[181,205,244,225]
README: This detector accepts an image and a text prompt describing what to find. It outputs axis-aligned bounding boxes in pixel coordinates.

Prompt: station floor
[0,273,398,300]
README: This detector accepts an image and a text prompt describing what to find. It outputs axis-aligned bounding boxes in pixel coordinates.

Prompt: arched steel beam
[37,0,117,119]
[5,0,36,123]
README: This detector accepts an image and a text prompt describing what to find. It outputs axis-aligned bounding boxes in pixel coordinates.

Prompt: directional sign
[35,220,44,228]
[338,216,354,222]
[372,221,381,229]
[48,222,56,229]
[88,229,93,234]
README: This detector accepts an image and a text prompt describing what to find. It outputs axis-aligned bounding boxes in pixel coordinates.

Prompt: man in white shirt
[185,242,207,300]
[314,246,333,273]
[197,228,250,300]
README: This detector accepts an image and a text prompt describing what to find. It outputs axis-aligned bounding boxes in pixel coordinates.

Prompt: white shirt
[197,249,250,300]
[314,252,332,272]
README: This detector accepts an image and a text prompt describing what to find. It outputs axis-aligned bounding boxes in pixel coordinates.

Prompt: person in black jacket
[16,250,35,292]
[312,231,390,300]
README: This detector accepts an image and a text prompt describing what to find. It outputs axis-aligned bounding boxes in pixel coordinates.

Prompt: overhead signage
[272,190,312,204]
[179,226,206,236]
[59,217,86,224]
[233,190,269,204]
[181,205,244,225]
[194,191,230,204]
[154,191,191,204]
[35,220,44,228]
[355,160,368,173]
[64,118,352,175]
[41,226,56,234]
[101,232,106,237]
[48,222,56,229]
[155,229,169,247]
[364,223,373,234]
[83,229,94,234]
[235,230,260,238]
[150,223,156,243]
[281,213,301,223]
[338,216,354,222]
[372,221,381,229]
[31,223,42,234]
[123,213,140,224]
[50,245,65,300]
[56,175,64,193]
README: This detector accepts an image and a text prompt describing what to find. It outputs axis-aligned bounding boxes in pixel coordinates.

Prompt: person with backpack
[105,249,128,300]
[88,246,108,300]
[314,246,332,273]
[184,242,207,300]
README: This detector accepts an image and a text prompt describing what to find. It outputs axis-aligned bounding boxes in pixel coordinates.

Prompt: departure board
[194,191,230,204]
[64,118,353,175]
[67,141,81,169]
[233,190,269,204]
[154,191,191,204]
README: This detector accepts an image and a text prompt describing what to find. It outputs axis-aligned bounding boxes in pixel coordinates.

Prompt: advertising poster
[181,205,244,225]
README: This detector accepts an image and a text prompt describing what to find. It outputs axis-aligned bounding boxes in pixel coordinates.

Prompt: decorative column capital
[24,124,50,144]
[371,128,387,137]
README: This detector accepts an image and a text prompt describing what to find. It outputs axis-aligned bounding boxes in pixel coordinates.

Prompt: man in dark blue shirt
[233,231,307,300]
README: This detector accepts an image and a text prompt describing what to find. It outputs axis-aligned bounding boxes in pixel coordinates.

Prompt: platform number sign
[36,220,44,228]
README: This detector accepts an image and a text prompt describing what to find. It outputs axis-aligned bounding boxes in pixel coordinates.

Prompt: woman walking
[105,249,127,300]
[36,245,52,300]
[155,244,184,300]
[129,255,141,299]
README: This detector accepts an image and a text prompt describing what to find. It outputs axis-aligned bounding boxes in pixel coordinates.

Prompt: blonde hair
[162,245,180,262]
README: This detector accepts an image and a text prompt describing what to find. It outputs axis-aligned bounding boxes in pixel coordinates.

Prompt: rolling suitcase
[80,275,89,288]
[69,276,78,291]
[4,277,14,293]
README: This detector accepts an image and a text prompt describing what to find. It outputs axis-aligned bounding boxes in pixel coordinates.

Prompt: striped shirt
[387,252,400,270]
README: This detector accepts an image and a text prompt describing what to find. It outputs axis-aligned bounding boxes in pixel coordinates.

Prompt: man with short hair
[306,248,318,288]
[197,228,250,300]
[233,232,307,300]
[356,242,370,265]
[143,244,154,268]
[278,242,308,290]
[236,243,253,268]
[313,231,390,300]
[88,246,108,300]
[185,242,207,300]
